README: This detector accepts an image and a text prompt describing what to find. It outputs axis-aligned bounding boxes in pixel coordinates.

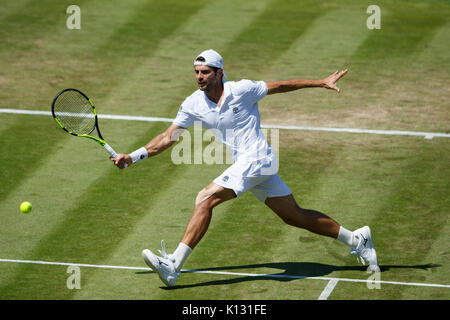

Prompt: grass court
[0,0,449,300]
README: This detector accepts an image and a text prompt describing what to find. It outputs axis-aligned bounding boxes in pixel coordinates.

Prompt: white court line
[1,258,449,289]
[317,279,339,300]
[1,108,449,139]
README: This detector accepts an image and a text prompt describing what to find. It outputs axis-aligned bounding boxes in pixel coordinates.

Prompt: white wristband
[130,147,148,164]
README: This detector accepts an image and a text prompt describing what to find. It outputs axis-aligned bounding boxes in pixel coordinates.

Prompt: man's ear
[217,68,223,79]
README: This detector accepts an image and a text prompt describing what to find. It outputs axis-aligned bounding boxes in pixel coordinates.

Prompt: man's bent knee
[195,183,236,207]
[195,183,222,207]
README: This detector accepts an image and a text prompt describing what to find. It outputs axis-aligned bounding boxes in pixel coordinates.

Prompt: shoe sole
[142,249,156,269]
[363,226,379,269]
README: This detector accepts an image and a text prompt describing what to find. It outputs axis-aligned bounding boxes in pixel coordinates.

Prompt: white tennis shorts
[213,156,291,202]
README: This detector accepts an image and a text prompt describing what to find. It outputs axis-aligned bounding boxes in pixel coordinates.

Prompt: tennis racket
[51,88,119,159]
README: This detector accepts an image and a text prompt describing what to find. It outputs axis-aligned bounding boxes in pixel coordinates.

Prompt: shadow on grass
[135,262,440,290]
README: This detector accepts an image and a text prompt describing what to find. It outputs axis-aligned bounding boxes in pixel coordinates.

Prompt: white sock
[337,226,358,249]
[172,242,192,272]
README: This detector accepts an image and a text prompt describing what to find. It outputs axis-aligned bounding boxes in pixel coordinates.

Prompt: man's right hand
[111,154,132,169]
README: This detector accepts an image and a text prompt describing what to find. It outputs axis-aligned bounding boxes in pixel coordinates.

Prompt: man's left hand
[322,69,348,93]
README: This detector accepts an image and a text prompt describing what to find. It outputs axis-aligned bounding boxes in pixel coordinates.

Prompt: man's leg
[264,194,378,269]
[264,194,342,239]
[170,182,236,273]
[180,182,236,249]
[142,182,236,286]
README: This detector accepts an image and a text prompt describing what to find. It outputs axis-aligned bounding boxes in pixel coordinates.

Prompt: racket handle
[103,143,118,158]
[103,143,128,168]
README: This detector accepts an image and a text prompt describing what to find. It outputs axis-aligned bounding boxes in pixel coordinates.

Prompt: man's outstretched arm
[111,124,185,169]
[266,69,348,95]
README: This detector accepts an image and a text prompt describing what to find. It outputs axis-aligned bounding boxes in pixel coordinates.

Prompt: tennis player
[111,49,378,286]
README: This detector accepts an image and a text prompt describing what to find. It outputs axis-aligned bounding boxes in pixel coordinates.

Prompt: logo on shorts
[222,176,229,182]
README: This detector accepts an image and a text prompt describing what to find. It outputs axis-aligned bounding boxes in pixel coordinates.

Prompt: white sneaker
[350,226,379,271]
[142,240,180,287]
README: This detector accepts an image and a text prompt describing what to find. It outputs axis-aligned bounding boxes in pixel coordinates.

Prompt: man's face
[194,65,222,91]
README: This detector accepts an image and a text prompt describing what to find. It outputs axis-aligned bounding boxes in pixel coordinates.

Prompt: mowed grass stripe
[221,0,331,81]
[254,2,448,131]
[0,118,117,279]
[0,117,64,203]
[338,2,449,131]
[0,0,33,20]
[329,136,450,299]
[256,7,371,127]
[411,72,450,299]
[368,20,450,133]
[0,0,90,53]
[0,0,143,113]
[262,8,370,78]
[348,2,448,69]
[0,0,92,109]
[367,138,449,296]
[411,21,450,77]
[402,195,450,300]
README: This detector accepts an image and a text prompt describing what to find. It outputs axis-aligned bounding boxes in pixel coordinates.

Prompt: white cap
[194,49,227,79]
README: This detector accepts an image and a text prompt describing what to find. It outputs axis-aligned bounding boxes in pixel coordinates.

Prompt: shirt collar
[203,81,231,109]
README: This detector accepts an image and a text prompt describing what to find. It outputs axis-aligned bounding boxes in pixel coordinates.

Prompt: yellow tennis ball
[20,201,32,214]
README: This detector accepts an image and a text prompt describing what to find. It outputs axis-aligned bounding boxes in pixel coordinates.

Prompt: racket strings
[53,90,96,135]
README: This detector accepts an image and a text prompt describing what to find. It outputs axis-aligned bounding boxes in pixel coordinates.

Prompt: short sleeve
[240,80,268,103]
[172,105,194,128]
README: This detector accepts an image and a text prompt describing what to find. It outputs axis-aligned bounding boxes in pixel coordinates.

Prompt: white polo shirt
[173,79,273,164]
[173,79,291,200]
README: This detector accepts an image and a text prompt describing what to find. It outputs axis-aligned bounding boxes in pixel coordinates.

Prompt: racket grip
[103,143,118,158]
[103,143,128,168]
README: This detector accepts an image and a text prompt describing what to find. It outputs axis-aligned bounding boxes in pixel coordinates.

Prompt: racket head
[51,88,98,136]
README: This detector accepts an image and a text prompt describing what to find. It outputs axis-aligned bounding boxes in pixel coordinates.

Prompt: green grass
[0,0,449,300]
